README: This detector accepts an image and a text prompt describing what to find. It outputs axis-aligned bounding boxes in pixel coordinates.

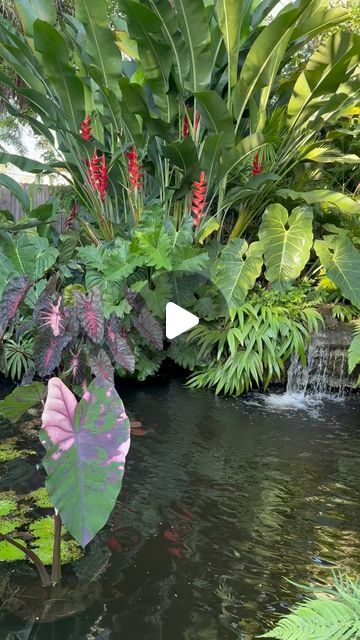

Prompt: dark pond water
[1,380,360,639]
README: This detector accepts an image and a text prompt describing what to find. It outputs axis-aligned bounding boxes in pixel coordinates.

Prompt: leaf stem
[51,510,62,585]
[0,534,51,587]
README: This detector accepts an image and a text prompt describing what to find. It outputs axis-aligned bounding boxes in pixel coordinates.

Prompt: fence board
[0,183,65,232]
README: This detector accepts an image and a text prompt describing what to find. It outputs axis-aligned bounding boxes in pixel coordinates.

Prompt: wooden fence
[0,183,66,231]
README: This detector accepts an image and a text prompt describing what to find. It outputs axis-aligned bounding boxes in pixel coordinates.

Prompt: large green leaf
[196,91,235,149]
[75,0,123,97]
[214,239,263,309]
[259,204,313,291]
[314,235,360,308]
[277,188,360,216]
[14,0,56,48]
[33,21,85,132]
[172,0,211,92]
[40,376,131,547]
[163,138,198,172]
[217,0,243,88]
[0,152,62,175]
[134,226,172,270]
[232,5,304,128]
[0,383,46,423]
[147,0,190,89]
[288,32,360,128]
[0,232,59,280]
[120,0,172,110]
[200,133,223,188]
[0,175,30,214]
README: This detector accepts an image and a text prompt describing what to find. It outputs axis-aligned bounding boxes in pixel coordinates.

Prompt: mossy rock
[0,437,36,463]
[29,517,83,565]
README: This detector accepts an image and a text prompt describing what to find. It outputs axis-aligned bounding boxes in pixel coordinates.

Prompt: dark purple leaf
[0,276,31,339]
[65,348,86,385]
[34,331,71,377]
[15,318,35,339]
[89,349,114,383]
[34,294,66,337]
[105,315,135,373]
[124,288,145,312]
[75,288,104,344]
[21,367,35,386]
[132,308,163,350]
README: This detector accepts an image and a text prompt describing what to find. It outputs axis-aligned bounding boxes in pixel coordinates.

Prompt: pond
[1,379,360,639]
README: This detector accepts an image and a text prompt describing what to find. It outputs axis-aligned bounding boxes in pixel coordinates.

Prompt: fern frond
[348,320,360,375]
[261,574,360,640]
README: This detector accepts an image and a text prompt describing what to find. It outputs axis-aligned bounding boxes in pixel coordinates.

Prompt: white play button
[165,302,199,340]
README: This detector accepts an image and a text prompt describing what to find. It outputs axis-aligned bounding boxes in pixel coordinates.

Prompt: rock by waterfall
[287,310,357,396]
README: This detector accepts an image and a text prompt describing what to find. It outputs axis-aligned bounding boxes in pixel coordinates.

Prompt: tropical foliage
[0,0,359,398]
[261,573,360,640]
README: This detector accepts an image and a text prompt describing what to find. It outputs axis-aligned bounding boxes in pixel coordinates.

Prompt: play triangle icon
[165,302,199,340]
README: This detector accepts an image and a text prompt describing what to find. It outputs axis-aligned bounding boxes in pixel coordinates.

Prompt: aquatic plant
[261,572,360,639]
[1,375,131,586]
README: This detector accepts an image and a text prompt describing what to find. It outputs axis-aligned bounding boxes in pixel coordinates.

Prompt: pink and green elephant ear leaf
[40,376,130,548]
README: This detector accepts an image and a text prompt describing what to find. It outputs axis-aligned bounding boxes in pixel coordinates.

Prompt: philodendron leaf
[0,276,31,339]
[259,204,313,291]
[40,376,131,547]
[214,239,263,308]
[74,288,104,344]
[314,234,360,308]
[0,382,46,423]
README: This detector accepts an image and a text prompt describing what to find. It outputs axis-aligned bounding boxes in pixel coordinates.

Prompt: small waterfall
[286,342,349,398]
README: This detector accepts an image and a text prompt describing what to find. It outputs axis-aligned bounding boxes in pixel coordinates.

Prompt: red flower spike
[80,114,92,141]
[126,146,143,192]
[86,149,108,202]
[252,152,263,176]
[182,107,189,138]
[191,171,207,227]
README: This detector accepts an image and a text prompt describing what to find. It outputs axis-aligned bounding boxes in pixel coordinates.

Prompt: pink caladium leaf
[34,331,71,377]
[40,376,131,547]
[105,315,135,373]
[74,288,104,344]
[132,308,163,350]
[0,276,31,339]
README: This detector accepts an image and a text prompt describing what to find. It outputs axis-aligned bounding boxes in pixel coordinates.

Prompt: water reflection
[0,380,360,639]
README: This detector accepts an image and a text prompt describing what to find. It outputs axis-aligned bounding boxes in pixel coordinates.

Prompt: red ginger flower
[80,114,92,141]
[191,171,207,227]
[126,146,143,191]
[252,152,263,176]
[87,149,108,202]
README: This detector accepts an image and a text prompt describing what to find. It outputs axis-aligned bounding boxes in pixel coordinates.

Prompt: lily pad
[26,487,52,509]
[0,540,26,561]
[0,437,36,463]
[0,496,17,517]
[29,517,83,565]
